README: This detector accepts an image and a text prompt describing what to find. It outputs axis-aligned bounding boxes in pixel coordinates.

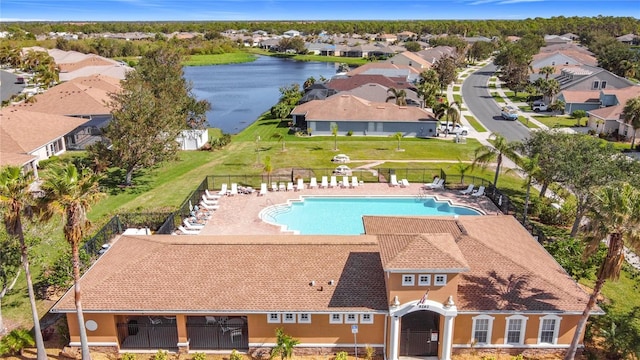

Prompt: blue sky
[1,0,638,22]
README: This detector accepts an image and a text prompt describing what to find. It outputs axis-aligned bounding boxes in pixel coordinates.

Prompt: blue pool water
[261,196,483,235]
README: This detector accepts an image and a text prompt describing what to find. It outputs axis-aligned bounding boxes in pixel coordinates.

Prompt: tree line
[2,16,639,38]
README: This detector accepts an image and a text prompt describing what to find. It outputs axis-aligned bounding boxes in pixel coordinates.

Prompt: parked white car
[532,101,549,112]
[332,154,351,163]
[440,123,469,136]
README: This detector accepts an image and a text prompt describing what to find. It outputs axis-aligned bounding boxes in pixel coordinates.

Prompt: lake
[183,56,339,134]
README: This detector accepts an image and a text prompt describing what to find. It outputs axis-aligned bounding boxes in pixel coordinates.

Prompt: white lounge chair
[329,176,338,188]
[272,183,278,192]
[201,194,219,206]
[287,182,294,191]
[218,183,228,196]
[279,182,286,191]
[205,189,222,200]
[424,178,445,190]
[309,177,318,188]
[295,178,304,191]
[259,183,267,196]
[183,219,205,230]
[460,184,475,195]
[199,201,220,211]
[390,174,399,187]
[471,185,485,197]
[177,225,200,235]
[229,183,238,196]
[351,176,358,188]
[320,176,328,188]
[342,176,349,188]
[424,177,440,188]
[401,179,410,187]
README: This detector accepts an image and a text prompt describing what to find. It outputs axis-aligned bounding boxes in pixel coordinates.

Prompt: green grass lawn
[488,83,496,89]
[464,115,488,132]
[183,52,258,66]
[533,115,581,128]
[453,94,462,104]
[580,268,640,315]
[491,92,505,103]
[502,90,531,103]
[517,116,540,129]
[453,86,461,92]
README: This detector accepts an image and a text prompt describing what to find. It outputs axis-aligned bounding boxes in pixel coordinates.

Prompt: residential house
[344,63,421,82]
[397,31,418,42]
[22,47,133,81]
[175,129,209,151]
[530,51,597,75]
[549,65,634,98]
[11,74,120,149]
[50,215,594,359]
[326,74,416,93]
[556,90,602,115]
[341,83,422,108]
[586,86,640,138]
[417,46,457,66]
[387,51,433,71]
[0,108,88,177]
[543,35,572,45]
[616,33,639,45]
[290,94,438,137]
[375,33,398,43]
[283,30,301,37]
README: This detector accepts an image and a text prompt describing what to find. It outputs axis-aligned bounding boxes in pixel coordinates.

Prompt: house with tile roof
[50,215,594,359]
[0,108,88,177]
[290,94,438,137]
[387,51,433,71]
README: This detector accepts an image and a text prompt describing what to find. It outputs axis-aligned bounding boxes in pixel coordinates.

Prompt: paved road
[462,63,531,142]
[0,69,26,102]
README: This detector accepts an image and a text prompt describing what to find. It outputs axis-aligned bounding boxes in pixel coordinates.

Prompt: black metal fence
[187,323,249,350]
[116,322,178,351]
[484,185,549,243]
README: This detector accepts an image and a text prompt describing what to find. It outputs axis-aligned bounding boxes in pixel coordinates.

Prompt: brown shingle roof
[560,90,601,103]
[364,215,591,312]
[290,94,437,123]
[377,233,470,271]
[12,75,120,116]
[52,235,388,313]
[346,63,420,77]
[0,108,88,153]
[327,74,414,92]
[589,105,623,120]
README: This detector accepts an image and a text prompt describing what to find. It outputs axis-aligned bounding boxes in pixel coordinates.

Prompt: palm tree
[453,158,472,185]
[393,132,403,151]
[331,124,339,151]
[622,96,640,149]
[40,164,105,360]
[0,166,47,360]
[516,154,541,225]
[543,79,560,104]
[263,156,273,186]
[565,183,640,360]
[386,87,407,106]
[538,65,555,80]
[434,100,461,134]
[472,133,520,188]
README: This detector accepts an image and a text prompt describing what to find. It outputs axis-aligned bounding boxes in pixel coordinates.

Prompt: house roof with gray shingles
[11,74,120,116]
[52,235,388,313]
[327,74,415,92]
[290,94,437,123]
[363,215,592,312]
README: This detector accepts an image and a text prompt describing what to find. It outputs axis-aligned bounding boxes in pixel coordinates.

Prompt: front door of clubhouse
[400,310,439,356]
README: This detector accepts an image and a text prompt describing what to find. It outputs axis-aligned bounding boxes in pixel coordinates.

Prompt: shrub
[191,353,206,360]
[37,155,61,169]
[230,350,243,360]
[347,130,354,136]
[154,350,169,360]
[122,353,137,360]
[335,351,349,360]
[0,329,35,356]
[364,345,375,360]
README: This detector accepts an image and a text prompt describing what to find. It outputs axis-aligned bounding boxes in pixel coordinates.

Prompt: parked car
[532,100,549,112]
[439,123,469,136]
[333,165,352,175]
[501,106,519,120]
[332,154,351,163]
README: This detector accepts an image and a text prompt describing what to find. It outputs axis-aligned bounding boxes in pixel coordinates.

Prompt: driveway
[461,63,531,142]
[0,69,26,102]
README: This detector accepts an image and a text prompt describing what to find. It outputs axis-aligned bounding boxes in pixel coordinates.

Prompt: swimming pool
[260,196,483,235]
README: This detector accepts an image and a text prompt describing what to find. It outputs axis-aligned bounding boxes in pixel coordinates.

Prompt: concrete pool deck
[196,183,499,236]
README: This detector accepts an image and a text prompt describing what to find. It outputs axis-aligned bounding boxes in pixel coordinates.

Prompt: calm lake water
[183,56,338,134]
